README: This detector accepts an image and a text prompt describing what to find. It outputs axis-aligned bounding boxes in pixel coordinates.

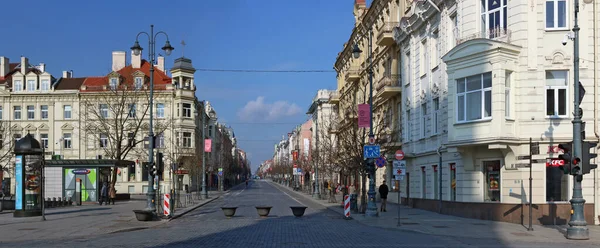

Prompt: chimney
[21,56,28,74]
[62,70,73,78]
[111,51,126,71]
[131,50,141,69]
[0,57,8,77]
[37,63,46,73]
[156,56,165,72]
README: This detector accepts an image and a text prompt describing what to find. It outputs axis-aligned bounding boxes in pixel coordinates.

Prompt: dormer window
[109,77,118,90]
[27,80,36,92]
[13,80,22,92]
[41,79,50,91]
[134,77,143,90]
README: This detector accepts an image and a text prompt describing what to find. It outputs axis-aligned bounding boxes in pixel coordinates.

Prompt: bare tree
[81,78,172,187]
[0,121,16,193]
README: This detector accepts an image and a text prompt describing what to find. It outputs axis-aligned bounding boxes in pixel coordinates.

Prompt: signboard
[395,175,404,180]
[395,150,405,160]
[204,139,212,152]
[368,136,375,144]
[218,168,223,172]
[375,156,386,168]
[358,104,370,128]
[292,151,299,161]
[293,164,298,168]
[363,145,380,159]
[218,171,223,176]
[72,169,91,175]
[393,160,406,176]
[174,169,189,175]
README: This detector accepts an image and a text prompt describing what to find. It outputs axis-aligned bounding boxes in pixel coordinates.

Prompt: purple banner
[358,104,370,128]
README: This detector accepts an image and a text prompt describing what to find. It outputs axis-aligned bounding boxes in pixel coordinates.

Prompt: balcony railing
[456,27,513,45]
[376,74,400,91]
[344,66,361,82]
[377,22,399,46]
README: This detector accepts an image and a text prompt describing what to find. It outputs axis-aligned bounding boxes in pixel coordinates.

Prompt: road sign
[218,168,223,172]
[393,160,406,176]
[363,145,380,158]
[395,175,404,180]
[516,155,531,160]
[513,163,530,168]
[578,81,586,105]
[369,136,375,144]
[532,159,547,164]
[218,171,223,176]
[375,156,386,168]
[293,164,298,168]
[395,150,405,160]
[531,142,540,155]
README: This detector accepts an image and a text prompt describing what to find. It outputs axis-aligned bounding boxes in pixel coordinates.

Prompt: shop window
[142,162,149,181]
[484,160,501,202]
[450,163,456,201]
[546,158,569,201]
[128,163,136,182]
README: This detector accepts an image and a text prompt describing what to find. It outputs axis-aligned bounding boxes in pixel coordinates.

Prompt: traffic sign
[375,156,386,168]
[513,163,530,168]
[393,160,406,176]
[363,145,380,158]
[395,175,404,180]
[218,171,223,176]
[293,164,298,168]
[395,150,405,160]
[218,168,223,172]
[369,136,375,144]
[516,155,531,160]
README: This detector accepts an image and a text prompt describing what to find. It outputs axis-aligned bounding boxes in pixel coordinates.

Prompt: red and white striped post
[343,195,352,220]
[164,193,171,217]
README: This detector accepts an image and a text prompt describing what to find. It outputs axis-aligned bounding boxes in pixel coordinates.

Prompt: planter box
[133,210,155,221]
[221,207,237,218]
[290,206,307,217]
[255,206,272,217]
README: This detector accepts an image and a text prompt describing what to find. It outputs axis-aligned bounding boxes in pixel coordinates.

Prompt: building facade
[395,0,600,225]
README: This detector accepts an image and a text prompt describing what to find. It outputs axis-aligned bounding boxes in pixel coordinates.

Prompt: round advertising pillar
[13,133,44,217]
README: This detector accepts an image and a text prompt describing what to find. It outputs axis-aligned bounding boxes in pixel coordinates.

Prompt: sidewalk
[0,190,224,242]
[270,181,600,245]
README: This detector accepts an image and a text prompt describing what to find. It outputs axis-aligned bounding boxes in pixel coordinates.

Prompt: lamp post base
[567,226,589,240]
[312,193,321,200]
[201,192,209,200]
[365,191,378,217]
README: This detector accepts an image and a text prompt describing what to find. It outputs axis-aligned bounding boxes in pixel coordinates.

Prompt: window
[156,133,165,148]
[456,72,492,122]
[100,104,108,118]
[27,80,35,91]
[183,103,192,118]
[100,134,108,148]
[0,106,3,120]
[404,52,411,85]
[431,30,440,69]
[448,14,458,48]
[41,79,50,91]
[41,105,48,119]
[404,110,411,142]
[433,166,439,199]
[128,163,136,182]
[109,78,118,90]
[127,133,136,147]
[64,105,72,119]
[14,80,22,92]
[481,0,507,38]
[128,104,136,118]
[40,134,48,148]
[182,132,192,148]
[505,71,512,118]
[450,163,457,201]
[63,133,72,149]
[545,70,568,117]
[419,39,427,76]
[421,167,427,198]
[397,102,402,141]
[433,98,440,134]
[208,125,213,137]
[134,77,143,90]
[27,105,34,120]
[546,0,567,29]
[421,103,427,138]
[484,160,501,202]
[156,103,165,118]
[546,158,569,201]
[14,106,21,120]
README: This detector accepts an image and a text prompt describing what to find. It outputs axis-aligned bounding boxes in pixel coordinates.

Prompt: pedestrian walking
[100,182,108,205]
[378,180,389,212]
[108,183,117,205]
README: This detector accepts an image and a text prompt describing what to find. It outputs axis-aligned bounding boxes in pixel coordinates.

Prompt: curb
[168,196,221,221]
[268,181,347,217]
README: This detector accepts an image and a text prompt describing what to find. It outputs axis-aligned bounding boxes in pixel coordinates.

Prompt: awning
[45,159,135,168]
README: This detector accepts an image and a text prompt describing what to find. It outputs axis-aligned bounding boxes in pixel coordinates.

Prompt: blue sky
[0,0,356,172]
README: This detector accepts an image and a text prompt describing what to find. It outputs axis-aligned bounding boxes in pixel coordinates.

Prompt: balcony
[375,74,401,99]
[328,121,339,134]
[376,22,399,47]
[456,27,513,46]
[344,66,360,82]
[329,91,340,104]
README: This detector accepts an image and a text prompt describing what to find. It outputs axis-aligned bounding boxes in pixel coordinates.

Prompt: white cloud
[237,96,302,122]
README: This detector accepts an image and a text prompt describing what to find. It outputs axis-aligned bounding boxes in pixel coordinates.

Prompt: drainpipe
[593,0,599,226]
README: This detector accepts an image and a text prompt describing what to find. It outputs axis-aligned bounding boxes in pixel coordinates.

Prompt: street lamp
[131,25,174,213]
[352,29,378,217]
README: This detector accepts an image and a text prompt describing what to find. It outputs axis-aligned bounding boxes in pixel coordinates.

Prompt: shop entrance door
[64,168,98,202]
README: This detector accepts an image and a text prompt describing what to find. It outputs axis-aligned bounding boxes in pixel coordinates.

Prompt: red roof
[81,60,171,92]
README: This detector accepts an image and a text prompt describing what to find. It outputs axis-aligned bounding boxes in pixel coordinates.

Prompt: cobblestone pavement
[2,180,599,248]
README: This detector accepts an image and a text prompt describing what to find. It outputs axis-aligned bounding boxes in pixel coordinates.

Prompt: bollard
[52,197,57,207]
[68,197,73,206]
[343,195,352,220]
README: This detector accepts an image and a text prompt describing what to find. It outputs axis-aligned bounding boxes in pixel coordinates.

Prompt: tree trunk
[359,169,367,214]
[110,166,118,187]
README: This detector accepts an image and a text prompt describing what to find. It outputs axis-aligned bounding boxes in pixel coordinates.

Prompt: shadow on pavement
[45,207,112,216]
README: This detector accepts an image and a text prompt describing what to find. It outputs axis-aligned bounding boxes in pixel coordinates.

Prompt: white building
[395,0,600,225]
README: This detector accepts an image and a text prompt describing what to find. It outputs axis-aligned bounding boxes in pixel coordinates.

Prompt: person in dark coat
[378,180,389,212]
[100,182,108,205]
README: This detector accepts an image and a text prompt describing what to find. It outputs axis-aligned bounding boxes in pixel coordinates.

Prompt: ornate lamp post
[130,25,174,213]
[352,29,378,217]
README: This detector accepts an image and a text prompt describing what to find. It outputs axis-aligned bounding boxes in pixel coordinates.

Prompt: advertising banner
[204,139,212,152]
[24,155,42,210]
[15,155,23,210]
[358,104,370,128]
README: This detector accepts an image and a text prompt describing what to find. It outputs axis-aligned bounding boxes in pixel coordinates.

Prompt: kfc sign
[546,159,565,167]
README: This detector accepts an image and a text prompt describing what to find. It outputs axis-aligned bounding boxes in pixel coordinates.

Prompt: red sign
[450,163,456,171]
[292,151,299,161]
[358,104,370,128]
[395,150,405,160]
[175,169,189,175]
[293,164,298,168]
[546,159,565,167]
[204,139,212,152]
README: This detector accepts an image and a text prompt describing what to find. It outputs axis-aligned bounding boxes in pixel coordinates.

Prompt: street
[0,180,597,248]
